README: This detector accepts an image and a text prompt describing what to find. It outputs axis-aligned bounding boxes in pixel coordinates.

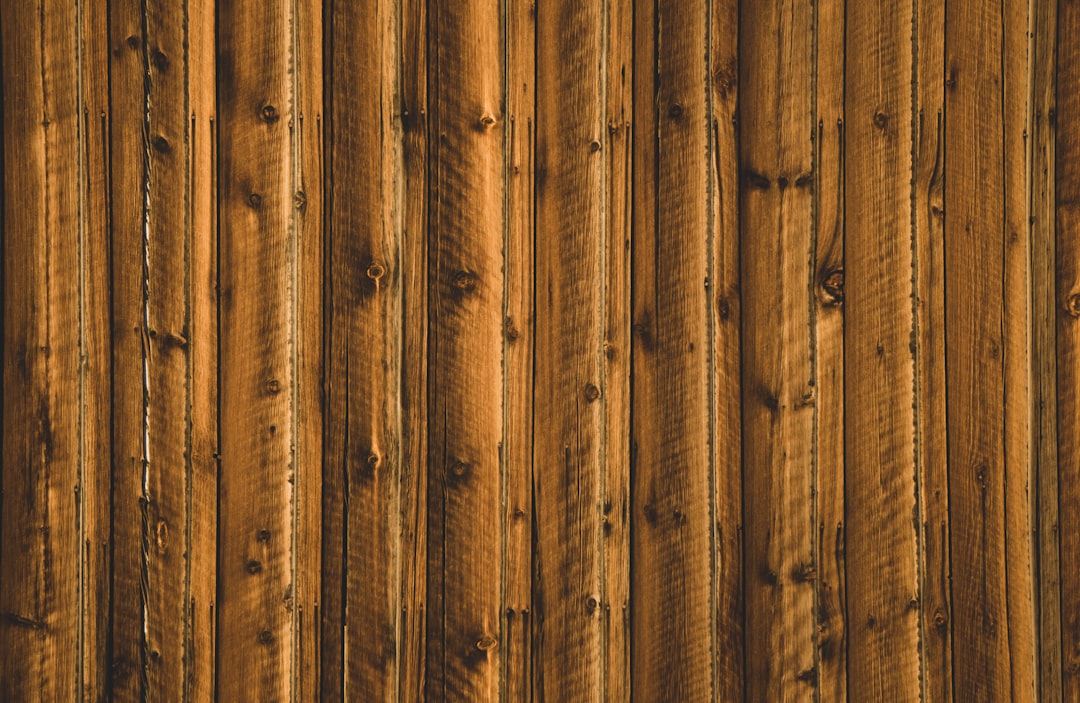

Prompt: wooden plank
[399,0,429,697]
[1032,0,1062,697]
[79,0,114,698]
[325,0,400,698]
[143,1,193,694]
[945,0,1011,697]
[709,0,744,697]
[504,0,535,698]
[631,0,716,697]
[914,0,952,698]
[216,0,297,696]
[294,2,323,701]
[813,0,846,698]
[107,0,151,697]
[1003,0,1038,697]
[844,0,921,699]
[603,0,632,699]
[425,0,504,698]
[0,0,83,699]
[738,0,816,698]
[187,0,218,699]
[534,0,605,699]
[1057,0,1080,693]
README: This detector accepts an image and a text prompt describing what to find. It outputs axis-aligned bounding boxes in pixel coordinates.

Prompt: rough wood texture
[425,0,504,699]
[739,0,817,698]
[945,0,1011,699]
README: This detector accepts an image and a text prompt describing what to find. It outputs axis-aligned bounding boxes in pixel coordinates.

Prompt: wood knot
[873,111,889,129]
[257,529,271,543]
[367,262,386,280]
[247,192,262,209]
[584,383,601,402]
[261,104,279,123]
[294,191,307,210]
[452,270,478,292]
[822,270,844,305]
[150,49,168,71]
[265,379,281,395]
[589,139,601,152]
[668,102,684,119]
[258,629,273,644]
[151,134,170,153]
[246,559,263,574]
[1067,293,1080,317]
[585,595,599,613]
[475,635,498,651]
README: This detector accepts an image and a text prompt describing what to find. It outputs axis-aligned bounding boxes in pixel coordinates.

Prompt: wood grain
[425,0,504,698]
[739,0,817,698]
[945,0,1011,698]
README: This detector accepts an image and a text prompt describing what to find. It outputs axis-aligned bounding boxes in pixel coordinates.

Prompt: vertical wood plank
[1032,0,1062,697]
[738,0,817,698]
[0,0,83,699]
[709,0,744,697]
[945,0,1011,697]
[844,0,921,699]
[294,2,323,700]
[426,0,504,698]
[631,0,717,697]
[1003,0,1038,697]
[914,0,953,698]
[603,0,632,699]
[216,0,297,696]
[534,0,605,698]
[813,0,846,697]
[326,0,400,698]
[187,0,218,698]
[143,1,193,693]
[399,0,429,697]
[80,0,114,698]
[504,0,535,698]
[1056,0,1080,693]
[107,0,152,696]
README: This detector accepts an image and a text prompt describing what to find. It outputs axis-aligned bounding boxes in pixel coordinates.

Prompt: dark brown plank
[425,0,504,698]
[945,0,1011,698]
[738,0,817,698]
[216,0,297,696]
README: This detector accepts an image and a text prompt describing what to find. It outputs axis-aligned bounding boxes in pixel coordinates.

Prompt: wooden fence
[0,0,1076,700]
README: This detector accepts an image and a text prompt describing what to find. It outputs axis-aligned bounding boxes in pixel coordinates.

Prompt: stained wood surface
[0,1,1075,701]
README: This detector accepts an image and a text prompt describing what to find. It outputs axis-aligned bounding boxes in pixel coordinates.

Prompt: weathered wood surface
[0,1,1073,700]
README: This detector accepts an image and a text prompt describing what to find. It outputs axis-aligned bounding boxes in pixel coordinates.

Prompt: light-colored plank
[216,0,298,696]
[738,0,817,698]
[709,0,744,697]
[425,0,504,698]
[945,0,1011,697]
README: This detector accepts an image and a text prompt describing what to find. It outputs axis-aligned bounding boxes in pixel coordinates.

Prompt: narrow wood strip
[709,0,744,697]
[813,0,846,697]
[425,0,504,698]
[945,0,1011,697]
[504,0,535,698]
[738,0,817,697]
[1056,0,1080,692]
[216,0,296,696]
[534,0,605,698]
[914,0,952,699]
[603,0,632,698]
[399,0,429,697]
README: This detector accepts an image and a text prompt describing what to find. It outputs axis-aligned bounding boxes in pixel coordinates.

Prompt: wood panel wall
[0,0,1075,700]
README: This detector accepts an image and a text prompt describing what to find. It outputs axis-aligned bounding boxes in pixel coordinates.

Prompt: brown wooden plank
[603,0,632,699]
[738,0,817,698]
[1003,0,1038,697]
[295,2,323,701]
[914,0,952,698]
[216,0,297,696]
[1057,0,1080,693]
[631,0,716,697]
[399,0,429,697]
[709,0,744,697]
[844,0,922,699]
[1032,0,1062,697]
[945,0,1011,697]
[187,0,218,699]
[425,0,504,698]
[80,0,114,698]
[143,1,193,693]
[504,0,535,698]
[813,0,846,698]
[534,0,605,698]
[107,0,152,697]
[325,0,400,698]
[0,0,83,698]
